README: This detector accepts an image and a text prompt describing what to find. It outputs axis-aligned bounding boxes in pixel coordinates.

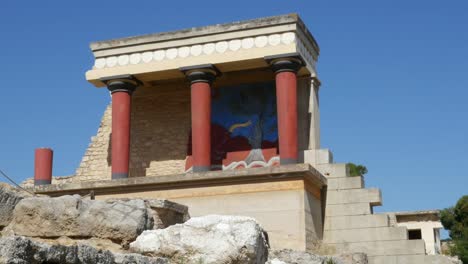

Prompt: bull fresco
[186,81,279,170]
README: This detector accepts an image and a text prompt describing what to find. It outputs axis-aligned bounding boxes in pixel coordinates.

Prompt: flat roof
[90,13,319,54]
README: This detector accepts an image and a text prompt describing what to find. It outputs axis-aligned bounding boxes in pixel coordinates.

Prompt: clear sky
[0,1,466,218]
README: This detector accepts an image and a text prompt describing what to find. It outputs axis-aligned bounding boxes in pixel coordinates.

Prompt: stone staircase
[315,163,455,264]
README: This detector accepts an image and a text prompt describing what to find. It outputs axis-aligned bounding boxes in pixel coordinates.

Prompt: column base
[192,166,210,173]
[112,172,129,179]
[34,179,51,186]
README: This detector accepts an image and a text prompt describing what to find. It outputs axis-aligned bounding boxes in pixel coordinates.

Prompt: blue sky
[0,1,466,218]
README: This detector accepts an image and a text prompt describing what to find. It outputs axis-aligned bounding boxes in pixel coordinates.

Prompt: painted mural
[185,81,279,171]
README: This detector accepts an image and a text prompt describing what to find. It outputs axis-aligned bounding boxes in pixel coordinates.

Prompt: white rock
[130,215,268,264]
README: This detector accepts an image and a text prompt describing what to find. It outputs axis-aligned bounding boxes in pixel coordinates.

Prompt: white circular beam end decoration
[92,32,316,71]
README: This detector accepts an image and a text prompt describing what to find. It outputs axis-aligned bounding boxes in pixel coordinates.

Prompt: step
[369,254,459,264]
[328,239,426,256]
[323,226,408,243]
[424,255,461,264]
[327,176,364,190]
[314,163,349,178]
[325,203,372,217]
[327,188,382,206]
[324,214,389,230]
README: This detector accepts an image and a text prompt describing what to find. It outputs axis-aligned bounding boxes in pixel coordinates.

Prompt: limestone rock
[5,195,152,244]
[130,215,269,264]
[0,183,31,228]
[0,236,171,264]
[114,253,169,264]
[267,249,368,264]
[267,249,324,264]
[106,198,190,229]
[0,235,115,264]
[146,199,190,229]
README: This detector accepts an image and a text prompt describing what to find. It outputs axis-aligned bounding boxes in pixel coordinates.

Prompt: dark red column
[268,56,303,164]
[34,148,53,185]
[181,65,218,172]
[102,75,139,179]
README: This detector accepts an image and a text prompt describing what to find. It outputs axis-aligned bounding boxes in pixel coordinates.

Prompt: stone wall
[74,83,191,182]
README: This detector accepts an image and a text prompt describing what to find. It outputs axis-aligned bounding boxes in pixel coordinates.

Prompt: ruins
[25,14,456,264]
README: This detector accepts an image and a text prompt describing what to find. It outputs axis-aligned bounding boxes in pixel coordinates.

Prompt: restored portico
[29,14,330,251]
[83,14,322,178]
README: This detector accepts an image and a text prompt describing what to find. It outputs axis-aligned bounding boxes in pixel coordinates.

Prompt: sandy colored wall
[94,180,323,251]
[74,83,191,181]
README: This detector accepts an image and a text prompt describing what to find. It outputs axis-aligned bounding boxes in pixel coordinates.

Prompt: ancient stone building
[29,14,454,264]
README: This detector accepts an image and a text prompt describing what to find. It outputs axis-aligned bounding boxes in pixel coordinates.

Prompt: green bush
[347,163,368,177]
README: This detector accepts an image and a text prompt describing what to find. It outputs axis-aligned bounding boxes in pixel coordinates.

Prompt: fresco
[185,81,279,170]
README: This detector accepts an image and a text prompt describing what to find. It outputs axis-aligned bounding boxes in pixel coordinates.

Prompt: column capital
[180,64,220,84]
[101,75,141,94]
[265,53,305,74]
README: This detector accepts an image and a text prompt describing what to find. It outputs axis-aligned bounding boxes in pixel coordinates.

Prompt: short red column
[181,65,218,172]
[102,76,139,179]
[268,56,303,164]
[34,148,53,185]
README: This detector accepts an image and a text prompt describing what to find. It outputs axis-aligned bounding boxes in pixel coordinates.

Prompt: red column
[103,76,139,179]
[268,57,303,164]
[181,66,218,172]
[276,71,298,164]
[111,91,132,179]
[34,148,53,185]
[191,82,212,172]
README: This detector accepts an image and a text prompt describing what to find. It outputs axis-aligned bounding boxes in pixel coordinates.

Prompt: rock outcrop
[0,235,115,264]
[0,183,31,228]
[267,249,367,264]
[146,199,190,229]
[4,195,152,245]
[130,215,269,264]
[0,184,368,264]
[0,236,169,264]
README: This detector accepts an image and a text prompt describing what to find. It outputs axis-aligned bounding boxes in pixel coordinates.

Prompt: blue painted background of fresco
[211,81,278,152]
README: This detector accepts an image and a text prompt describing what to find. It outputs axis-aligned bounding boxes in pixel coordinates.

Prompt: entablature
[86,14,320,87]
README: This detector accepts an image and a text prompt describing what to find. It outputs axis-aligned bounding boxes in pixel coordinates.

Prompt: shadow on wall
[105,84,192,177]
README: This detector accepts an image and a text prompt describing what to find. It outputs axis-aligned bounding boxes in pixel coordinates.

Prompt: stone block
[329,239,426,256]
[323,226,408,243]
[424,255,463,264]
[324,214,389,230]
[325,203,372,217]
[314,163,349,178]
[368,255,425,264]
[302,149,333,165]
[327,188,382,206]
[327,176,364,190]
